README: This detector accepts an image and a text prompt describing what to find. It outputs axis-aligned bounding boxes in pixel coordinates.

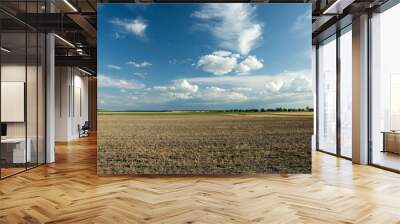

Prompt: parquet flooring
[1,135,400,223]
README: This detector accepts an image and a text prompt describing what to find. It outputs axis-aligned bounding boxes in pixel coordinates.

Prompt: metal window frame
[0,0,48,180]
[315,20,353,161]
[367,0,400,173]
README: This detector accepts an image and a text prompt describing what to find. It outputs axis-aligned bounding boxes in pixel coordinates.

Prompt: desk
[1,138,31,163]
[382,131,400,154]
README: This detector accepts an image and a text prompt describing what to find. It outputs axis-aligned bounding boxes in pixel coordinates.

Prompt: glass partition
[38,32,45,165]
[371,3,400,171]
[1,30,28,177]
[0,2,46,179]
[339,26,352,158]
[317,35,337,154]
[27,30,38,169]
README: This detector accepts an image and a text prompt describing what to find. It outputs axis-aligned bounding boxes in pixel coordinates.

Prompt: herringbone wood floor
[1,135,400,224]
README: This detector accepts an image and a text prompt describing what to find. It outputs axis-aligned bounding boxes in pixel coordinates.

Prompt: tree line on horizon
[98,107,314,113]
[221,106,313,113]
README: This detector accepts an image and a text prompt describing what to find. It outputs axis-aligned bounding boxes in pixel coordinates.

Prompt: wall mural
[97,3,313,175]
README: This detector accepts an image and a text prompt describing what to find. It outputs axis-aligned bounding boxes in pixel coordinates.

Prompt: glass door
[339,26,352,158]
[0,1,46,179]
[370,3,400,171]
[317,35,337,154]
[1,30,28,178]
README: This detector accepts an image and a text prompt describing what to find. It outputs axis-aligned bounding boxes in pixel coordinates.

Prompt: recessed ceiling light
[322,0,354,15]
[63,0,78,12]
[78,67,93,76]
[54,34,75,48]
[1,47,11,53]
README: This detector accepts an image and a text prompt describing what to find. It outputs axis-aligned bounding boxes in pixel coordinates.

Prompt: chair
[79,121,90,138]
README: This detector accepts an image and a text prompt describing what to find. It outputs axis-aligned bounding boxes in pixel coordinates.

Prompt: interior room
[54,66,90,141]
[0,8,46,178]
[0,0,400,223]
[370,2,400,171]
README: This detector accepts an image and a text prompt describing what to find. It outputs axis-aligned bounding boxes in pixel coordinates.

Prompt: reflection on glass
[340,27,352,158]
[0,1,47,179]
[27,31,38,169]
[38,33,46,165]
[318,35,337,154]
[371,3,400,171]
[1,32,27,177]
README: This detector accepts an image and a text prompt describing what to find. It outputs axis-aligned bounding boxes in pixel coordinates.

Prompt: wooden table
[1,138,31,164]
[381,131,400,154]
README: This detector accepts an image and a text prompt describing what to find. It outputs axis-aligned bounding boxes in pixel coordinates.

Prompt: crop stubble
[97,113,313,175]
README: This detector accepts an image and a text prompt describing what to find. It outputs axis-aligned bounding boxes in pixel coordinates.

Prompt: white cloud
[185,70,312,96]
[98,93,138,110]
[235,55,263,74]
[111,18,147,37]
[106,64,121,70]
[150,79,199,100]
[280,76,312,93]
[192,4,262,55]
[291,10,311,33]
[197,51,263,75]
[99,71,312,110]
[132,72,147,79]
[148,80,247,102]
[173,79,199,93]
[127,61,152,68]
[265,80,284,93]
[169,58,193,65]
[98,74,145,90]
[197,51,239,75]
[202,86,247,102]
[233,87,252,92]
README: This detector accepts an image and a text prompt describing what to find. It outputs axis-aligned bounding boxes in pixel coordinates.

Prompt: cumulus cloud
[111,18,147,37]
[280,76,312,93]
[265,80,284,93]
[98,74,145,90]
[173,79,199,93]
[150,79,199,100]
[197,51,240,75]
[202,86,247,102]
[149,80,247,103]
[106,64,121,70]
[192,4,262,55]
[99,71,312,110]
[185,70,312,96]
[235,55,263,74]
[127,61,152,68]
[197,51,263,75]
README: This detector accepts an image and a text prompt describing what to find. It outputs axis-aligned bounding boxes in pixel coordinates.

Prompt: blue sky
[98,3,312,111]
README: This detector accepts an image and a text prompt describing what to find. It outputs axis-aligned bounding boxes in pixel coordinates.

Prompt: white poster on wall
[1,82,25,122]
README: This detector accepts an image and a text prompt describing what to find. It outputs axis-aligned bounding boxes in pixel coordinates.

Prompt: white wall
[55,67,89,141]
[55,66,70,141]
